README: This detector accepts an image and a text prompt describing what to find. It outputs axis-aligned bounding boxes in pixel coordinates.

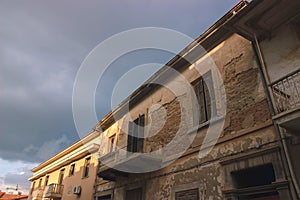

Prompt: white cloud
[0,136,70,195]
[0,158,38,195]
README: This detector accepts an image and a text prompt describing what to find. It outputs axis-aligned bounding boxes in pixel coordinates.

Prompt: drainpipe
[252,34,300,199]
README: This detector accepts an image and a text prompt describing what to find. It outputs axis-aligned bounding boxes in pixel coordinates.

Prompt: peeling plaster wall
[260,23,300,83]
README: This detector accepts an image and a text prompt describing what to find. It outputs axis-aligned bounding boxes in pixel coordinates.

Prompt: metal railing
[270,69,300,114]
[99,146,126,165]
[43,183,64,198]
[98,144,149,171]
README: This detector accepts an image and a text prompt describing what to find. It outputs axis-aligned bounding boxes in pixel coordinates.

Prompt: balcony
[43,183,64,199]
[270,68,300,132]
[98,148,161,181]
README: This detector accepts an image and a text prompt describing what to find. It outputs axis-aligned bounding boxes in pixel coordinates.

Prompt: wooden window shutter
[193,78,206,123]
[127,121,134,152]
[203,71,216,119]
[132,118,139,152]
[128,115,145,153]
[137,115,145,152]
[175,188,199,200]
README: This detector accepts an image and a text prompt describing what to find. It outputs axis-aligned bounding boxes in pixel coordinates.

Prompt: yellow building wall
[30,153,98,200]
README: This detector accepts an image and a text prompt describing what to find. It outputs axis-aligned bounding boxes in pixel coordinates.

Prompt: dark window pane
[231,163,276,189]
[58,169,64,184]
[98,194,111,200]
[45,176,49,186]
[69,164,75,176]
[83,157,90,178]
[127,115,145,153]
[127,122,134,152]
[125,188,142,200]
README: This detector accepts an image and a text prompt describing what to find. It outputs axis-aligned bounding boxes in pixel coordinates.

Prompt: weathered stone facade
[95,0,300,199]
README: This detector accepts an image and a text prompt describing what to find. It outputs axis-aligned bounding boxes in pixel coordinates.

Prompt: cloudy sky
[0,0,240,194]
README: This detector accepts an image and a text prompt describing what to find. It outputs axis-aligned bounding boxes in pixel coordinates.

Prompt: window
[38,178,42,188]
[175,188,199,200]
[109,136,115,153]
[58,169,65,185]
[44,175,49,186]
[83,157,91,178]
[192,71,216,124]
[127,115,145,153]
[69,164,75,176]
[230,164,280,199]
[98,194,112,200]
[125,188,142,200]
[231,164,276,189]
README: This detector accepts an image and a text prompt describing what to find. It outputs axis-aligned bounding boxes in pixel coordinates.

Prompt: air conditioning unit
[73,186,81,195]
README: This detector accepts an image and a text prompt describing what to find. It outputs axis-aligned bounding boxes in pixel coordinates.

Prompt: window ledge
[187,115,225,135]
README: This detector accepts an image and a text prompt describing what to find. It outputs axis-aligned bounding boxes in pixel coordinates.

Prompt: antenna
[6,185,20,193]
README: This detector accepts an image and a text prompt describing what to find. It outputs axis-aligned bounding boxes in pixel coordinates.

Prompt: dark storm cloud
[0,0,240,164]
[0,12,79,163]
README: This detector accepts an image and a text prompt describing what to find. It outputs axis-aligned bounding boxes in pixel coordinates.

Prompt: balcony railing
[270,69,300,114]
[43,183,64,198]
[98,146,161,181]
[99,145,150,167]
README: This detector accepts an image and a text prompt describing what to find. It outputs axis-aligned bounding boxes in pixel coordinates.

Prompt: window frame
[127,114,145,153]
[98,194,112,200]
[125,187,143,200]
[192,71,216,124]
[83,157,91,178]
[44,175,49,186]
[175,188,199,200]
[58,168,65,185]
[108,135,115,153]
[171,181,205,200]
[69,163,75,176]
[38,178,42,188]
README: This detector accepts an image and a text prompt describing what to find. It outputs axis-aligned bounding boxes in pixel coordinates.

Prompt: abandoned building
[28,0,300,199]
